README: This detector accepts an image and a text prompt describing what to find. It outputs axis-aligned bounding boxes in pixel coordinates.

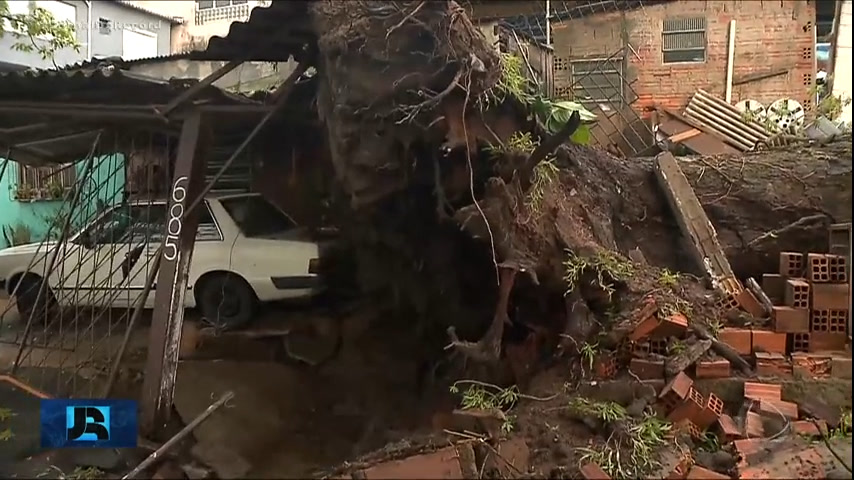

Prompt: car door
[122,201,223,309]
[107,202,169,309]
[50,204,142,307]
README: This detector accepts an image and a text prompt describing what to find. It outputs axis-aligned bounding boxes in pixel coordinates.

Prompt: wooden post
[140,111,209,437]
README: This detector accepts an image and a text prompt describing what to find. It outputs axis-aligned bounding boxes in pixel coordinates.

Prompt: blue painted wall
[0,155,126,250]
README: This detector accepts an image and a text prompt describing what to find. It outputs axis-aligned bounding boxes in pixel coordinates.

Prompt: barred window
[14,164,77,202]
[570,58,624,106]
[662,17,706,64]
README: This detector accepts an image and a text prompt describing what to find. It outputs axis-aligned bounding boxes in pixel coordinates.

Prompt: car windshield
[219,196,296,237]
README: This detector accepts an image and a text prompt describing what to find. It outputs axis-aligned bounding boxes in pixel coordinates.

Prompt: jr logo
[66,406,110,441]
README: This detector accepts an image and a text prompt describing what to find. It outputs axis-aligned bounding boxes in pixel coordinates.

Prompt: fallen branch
[745,277,773,317]
[690,324,754,375]
[521,110,581,177]
[746,214,828,247]
[123,391,235,479]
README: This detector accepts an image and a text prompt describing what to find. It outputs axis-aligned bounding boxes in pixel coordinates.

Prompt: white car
[0,193,326,329]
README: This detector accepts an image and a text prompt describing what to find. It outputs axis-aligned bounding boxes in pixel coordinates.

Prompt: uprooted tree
[304,1,852,382]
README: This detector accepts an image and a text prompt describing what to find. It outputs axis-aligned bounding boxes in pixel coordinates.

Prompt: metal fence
[0,132,173,398]
[466,0,657,156]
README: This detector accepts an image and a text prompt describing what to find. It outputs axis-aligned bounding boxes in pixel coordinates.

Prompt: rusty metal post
[140,111,210,436]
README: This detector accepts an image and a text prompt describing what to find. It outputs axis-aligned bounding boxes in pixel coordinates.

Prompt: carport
[0,46,319,437]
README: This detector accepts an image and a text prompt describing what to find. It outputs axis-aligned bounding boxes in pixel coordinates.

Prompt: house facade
[0,2,174,249]
[124,0,270,53]
[0,1,176,71]
[551,0,817,115]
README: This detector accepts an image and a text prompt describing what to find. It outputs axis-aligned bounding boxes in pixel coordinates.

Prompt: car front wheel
[197,273,257,330]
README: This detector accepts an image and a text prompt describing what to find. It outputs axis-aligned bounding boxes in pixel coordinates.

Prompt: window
[220,196,296,238]
[14,164,76,201]
[78,202,220,245]
[195,0,251,25]
[122,28,157,61]
[196,0,248,10]
[570,58,624,106]
[662,17,706,64]
[98,17,111,35]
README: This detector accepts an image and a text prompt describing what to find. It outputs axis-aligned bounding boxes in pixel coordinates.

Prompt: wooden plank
[667,128,701,143]
[653,152,737,290]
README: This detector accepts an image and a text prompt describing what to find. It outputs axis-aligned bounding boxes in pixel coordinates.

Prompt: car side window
[196,202,221,241]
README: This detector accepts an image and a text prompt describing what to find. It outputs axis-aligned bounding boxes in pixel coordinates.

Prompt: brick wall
[553,1,816,115]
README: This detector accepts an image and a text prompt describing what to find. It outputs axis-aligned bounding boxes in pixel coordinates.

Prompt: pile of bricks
[739,251,851,378]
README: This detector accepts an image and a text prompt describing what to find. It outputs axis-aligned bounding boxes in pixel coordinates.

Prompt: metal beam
[139,111,210,437]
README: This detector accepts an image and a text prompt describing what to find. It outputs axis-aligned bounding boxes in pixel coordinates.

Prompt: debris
[579,462,612,480]
[743,382,782,402]
[696,359,731,379]
[123,391,235,480]
[686,465,730,480]
[665,339,711,376]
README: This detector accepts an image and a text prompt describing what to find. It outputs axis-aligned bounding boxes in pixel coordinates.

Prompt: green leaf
[569,124,592,145]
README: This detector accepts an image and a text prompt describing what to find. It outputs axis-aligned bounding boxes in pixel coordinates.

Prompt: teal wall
[0,155,126,250]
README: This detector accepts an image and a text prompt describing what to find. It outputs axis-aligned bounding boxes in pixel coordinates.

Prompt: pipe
[84,0,92,60]
[724,20,736,103]
[545,0,551,45]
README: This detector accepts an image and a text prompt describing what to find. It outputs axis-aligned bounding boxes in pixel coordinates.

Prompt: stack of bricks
[757,251,851,378]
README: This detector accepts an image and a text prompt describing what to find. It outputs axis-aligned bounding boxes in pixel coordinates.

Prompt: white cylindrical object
[725,20,736,103]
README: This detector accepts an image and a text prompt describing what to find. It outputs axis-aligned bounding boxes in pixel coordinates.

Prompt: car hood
[0,242,57,257]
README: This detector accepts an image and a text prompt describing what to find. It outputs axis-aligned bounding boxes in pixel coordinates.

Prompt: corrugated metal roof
[0,67,234,105]
[190,1,315,62]
[62,52,194,71]
[684,90,773,152]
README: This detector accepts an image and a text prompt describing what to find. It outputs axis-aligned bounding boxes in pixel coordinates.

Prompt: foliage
[0,406,14,442]
[830,410,852,439]
[0,0,79,63]
[527,158,559,212]
[570,398,672,479]
[563,250,635,298]
[2,222,32,247]
[449,381,518,434]
[580,341,598,371]
[658,269,680,288]
[491,53,596,146]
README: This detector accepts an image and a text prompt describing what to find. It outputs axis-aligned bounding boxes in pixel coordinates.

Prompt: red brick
[696,359,730,379]
[694,393,724,429]
[811,283,850,310]
[744,411,764,437]
[361,446,463,479]
[715,414,742,442]
[736,289,766,318]
[686,465,729,480]
[761,273,786,303]
[784,279,810,309]
[751,330,786,354]
[771,307,809,333]
[807,253,832,283]
[754,352,792,377]
[659,371,694,410]
[792,420,828,437]
[809,331,848,352]
[743,382,781,401]
[758,399,799,419]
[791,352,832,377]
[630,358,664,380]
[810,309,848,334]
[733,438,764,466]
[629,314,660,342]
[667,387,705,424]
[484,438,530,477]
[791,332,811,352]
[672,419,703,440]
[579,462,611,480]
[653,313,688,338]
[826,254,849,283]
[779,252,804,277]
[627,299,659,342]
[718,328,752,355]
